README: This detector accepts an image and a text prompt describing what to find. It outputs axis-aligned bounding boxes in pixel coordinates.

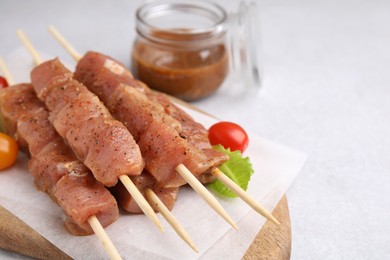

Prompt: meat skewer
[0,47,198,252]
[16,30,164,232]
[0,61,122,260]
[48,26,280,225]
[48,26,240,229]
[17,31,200,252]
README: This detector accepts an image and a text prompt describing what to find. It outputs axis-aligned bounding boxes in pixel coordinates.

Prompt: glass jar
[131,0,260,101]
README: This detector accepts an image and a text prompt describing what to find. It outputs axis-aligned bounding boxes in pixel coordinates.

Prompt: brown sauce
[131,39,229,101]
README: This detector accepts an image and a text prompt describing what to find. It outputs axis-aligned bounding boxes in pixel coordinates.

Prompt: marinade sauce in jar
[131,0,229,101]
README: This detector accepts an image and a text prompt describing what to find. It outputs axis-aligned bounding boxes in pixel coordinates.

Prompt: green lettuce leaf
[208,145,254,198]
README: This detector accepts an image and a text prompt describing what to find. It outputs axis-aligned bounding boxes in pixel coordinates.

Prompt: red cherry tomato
[0,132,19,170]
[208,121,249,153]
[0,76,8,88]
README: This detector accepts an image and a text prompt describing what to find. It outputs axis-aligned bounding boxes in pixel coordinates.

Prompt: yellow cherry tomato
[0,132,19,170]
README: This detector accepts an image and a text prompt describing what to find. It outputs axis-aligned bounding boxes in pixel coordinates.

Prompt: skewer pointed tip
[212,168,281,226]
[270,215,281,226]
[16,29,43,65]
[87,215,122,260]
[47,26,82,61]
[118,175,164,233]
[176,164,238,230]
[145,189,199,253]
[232,222,239,230]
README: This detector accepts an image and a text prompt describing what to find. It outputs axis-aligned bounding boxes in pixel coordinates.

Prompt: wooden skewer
[212,168,280,225]
[88,216,122,260]
[118,175,164,232]
[0,57,122,260]
[0,56,15,85]
[48,26,82,61]
[17,30,43,65]
[17,29,164,232]
[145,189,199,253]
[48,26,239,229]
[176,164,238,229]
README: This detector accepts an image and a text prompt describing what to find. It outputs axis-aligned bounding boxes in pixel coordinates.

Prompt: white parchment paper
[0,49,307,259]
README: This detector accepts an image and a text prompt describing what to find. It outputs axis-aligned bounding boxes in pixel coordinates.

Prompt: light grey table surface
[1,0,389,259]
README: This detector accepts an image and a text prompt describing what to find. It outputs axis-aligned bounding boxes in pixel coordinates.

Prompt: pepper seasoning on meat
[74,52,228,188]
[0,84,119,235]
[30,58,144,187]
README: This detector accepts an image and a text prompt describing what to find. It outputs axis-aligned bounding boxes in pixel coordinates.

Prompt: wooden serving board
[244,195,291,260]
[0,196,290,259]
[0,205,72,260]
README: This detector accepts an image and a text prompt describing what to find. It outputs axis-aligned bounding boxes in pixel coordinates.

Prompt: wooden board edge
[0,205,72,260]
[243,195,291,260]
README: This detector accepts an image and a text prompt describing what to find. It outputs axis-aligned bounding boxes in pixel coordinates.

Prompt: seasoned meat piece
[108,85,207,186]
[137,120,208,187]
[148,92,229,183]
[75,52,228,187]
[0,83,44,155]
[55,173,119,236]
[31,58,144,187]
[17,108,58,156]
[108,84,181,141]
[74,51,146,100]
[0,84,119,236]
[75,51,181,134]
[28,140,77,195]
